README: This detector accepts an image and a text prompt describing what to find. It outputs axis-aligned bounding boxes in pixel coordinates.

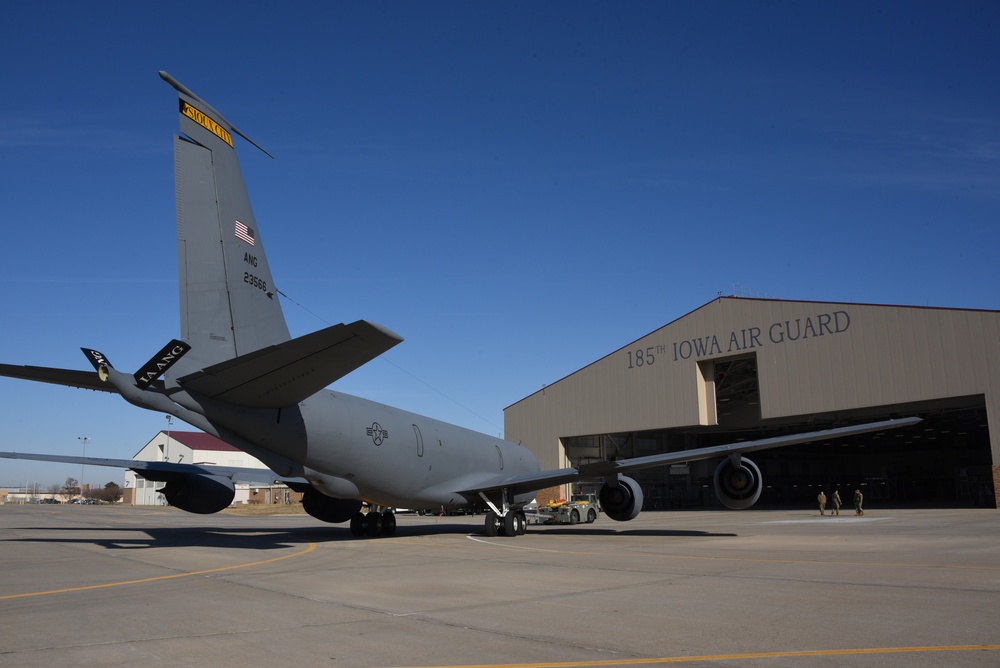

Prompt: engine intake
[599,475,644,521]
[713,456,763,509]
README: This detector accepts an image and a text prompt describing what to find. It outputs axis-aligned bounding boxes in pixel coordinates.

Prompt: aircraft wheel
[503,511,518,537]
[484,510,499,537]
[366,512,384,537]
[516,511,527,535]
[381,510,397,537]
[350,512,366,537]
[587,508,597,523]
[570,509,580,525]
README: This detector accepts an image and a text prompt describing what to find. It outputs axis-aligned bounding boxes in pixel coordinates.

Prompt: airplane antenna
[275,288,503,433]
[377,356,504,433]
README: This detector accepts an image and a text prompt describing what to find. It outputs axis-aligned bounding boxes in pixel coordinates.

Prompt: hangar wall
[504,297,1000,504]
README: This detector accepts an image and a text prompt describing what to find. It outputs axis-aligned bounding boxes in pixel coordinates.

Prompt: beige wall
[505,298,1000,471]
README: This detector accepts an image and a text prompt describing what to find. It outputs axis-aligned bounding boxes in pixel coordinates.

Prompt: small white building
[125,431,270,506]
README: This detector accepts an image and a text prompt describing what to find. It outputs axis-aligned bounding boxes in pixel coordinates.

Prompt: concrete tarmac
[0,504,997,667]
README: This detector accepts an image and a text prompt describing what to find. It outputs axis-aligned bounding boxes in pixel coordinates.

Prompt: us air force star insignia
[366,422,388,446]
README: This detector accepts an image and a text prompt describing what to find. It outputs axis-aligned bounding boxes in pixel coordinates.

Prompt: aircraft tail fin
[160,71,290,375]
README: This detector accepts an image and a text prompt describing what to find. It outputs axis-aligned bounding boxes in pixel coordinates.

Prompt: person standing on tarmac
[832,489,842,516]
[854,489,864,516]
[817,490,827,515]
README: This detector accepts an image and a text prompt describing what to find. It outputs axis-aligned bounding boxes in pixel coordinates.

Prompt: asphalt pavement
[1,504,997,667]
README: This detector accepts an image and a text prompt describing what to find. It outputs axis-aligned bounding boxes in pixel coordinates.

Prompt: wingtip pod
[158,70,274,159]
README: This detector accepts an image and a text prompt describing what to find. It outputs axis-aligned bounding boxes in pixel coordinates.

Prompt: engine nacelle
[713,456,763,509]
[599,475,644,522]
[301,490,363,524]
[159,473,235,514]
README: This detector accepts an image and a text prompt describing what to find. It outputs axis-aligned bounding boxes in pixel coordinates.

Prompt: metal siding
[506,298,1000,469]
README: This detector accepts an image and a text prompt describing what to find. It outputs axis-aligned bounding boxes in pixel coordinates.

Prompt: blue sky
[2,2,998,487]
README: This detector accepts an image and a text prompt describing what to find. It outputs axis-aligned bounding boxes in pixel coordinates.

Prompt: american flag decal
[235,219,255,245]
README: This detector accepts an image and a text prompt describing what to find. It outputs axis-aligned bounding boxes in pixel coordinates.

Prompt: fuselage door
[412,424,424,457]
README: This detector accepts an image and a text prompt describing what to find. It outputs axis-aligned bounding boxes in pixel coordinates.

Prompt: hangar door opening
[699,354,761,428]
[561,396,993,509]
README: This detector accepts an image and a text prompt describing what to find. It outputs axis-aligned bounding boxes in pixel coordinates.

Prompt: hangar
[504,297,1000,510]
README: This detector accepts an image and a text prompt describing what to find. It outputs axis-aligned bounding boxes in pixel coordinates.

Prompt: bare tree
[60,477,80,496]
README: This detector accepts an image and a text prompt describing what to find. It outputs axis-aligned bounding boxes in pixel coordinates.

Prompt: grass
[220,503,307,516]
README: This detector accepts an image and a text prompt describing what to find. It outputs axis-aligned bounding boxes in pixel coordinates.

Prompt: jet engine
[713,456,763,509]
[158,473,235,514]
[301,490,363,524]
[599,475,644,521]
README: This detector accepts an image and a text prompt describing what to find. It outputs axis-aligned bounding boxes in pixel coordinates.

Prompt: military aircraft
[0,72,919,537]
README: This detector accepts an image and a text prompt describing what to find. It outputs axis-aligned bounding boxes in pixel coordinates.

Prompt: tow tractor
[536,493,600,525]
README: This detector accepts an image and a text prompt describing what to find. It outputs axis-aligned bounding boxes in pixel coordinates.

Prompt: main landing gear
[350,508,397,537]
[479,491,527,537]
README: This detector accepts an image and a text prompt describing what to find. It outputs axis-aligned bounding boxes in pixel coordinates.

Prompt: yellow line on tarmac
[0,541,317,600]
[404,644,1000,667]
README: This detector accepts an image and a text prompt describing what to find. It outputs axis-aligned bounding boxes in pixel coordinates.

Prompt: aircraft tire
[516,511,527,535]
[484,510,499,537]
[366,512,384,537]
[381,510,397,537]
[503,511,517,537]
[350,512,366,537]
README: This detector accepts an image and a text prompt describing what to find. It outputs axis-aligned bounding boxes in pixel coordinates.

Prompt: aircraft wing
[459,417,922,498]
[176,320,403,408]
[0,364,116,393]
[0,451,305,487]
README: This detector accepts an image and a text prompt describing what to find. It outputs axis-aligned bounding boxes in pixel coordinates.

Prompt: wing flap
[176,320,403,407]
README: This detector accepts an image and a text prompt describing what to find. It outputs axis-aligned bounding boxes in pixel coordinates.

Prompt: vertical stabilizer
[161,72,290,373]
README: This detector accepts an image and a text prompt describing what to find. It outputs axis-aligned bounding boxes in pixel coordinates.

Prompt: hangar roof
[156,431,239,452]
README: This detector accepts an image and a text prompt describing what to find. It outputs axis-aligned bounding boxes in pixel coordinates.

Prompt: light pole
[161,415,174,506]
[77,436,90,500]
[164,415,173,461]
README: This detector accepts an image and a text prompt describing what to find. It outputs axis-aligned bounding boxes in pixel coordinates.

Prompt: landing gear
[485,509,501,537]
[350,509,397,538]
[480,491,526,537]
[350,512,365,537]
[503,511,518,536]
[381,510,397,536]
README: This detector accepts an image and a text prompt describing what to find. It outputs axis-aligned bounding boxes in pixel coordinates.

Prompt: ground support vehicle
[537,494,600,525]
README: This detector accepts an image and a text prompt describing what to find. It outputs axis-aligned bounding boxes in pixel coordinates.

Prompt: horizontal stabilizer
[177,320,403,407]
[0,363,113,393]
